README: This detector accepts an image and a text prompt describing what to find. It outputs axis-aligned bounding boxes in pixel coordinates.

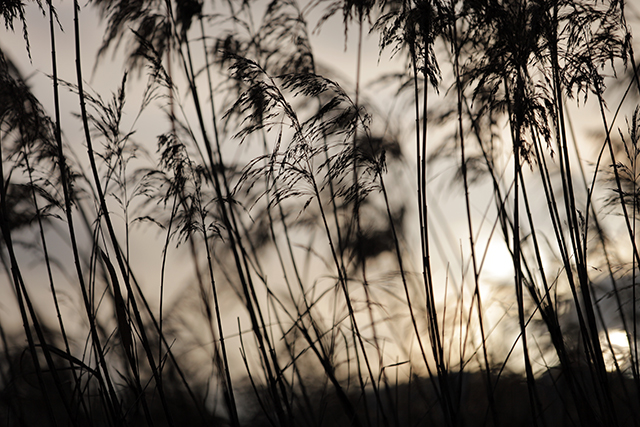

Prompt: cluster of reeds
[1,0,640,426]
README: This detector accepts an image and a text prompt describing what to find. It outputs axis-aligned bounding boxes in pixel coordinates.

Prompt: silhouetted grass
[1,0,640,426]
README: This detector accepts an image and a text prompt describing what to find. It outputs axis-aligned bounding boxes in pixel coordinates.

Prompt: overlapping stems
[2,0,640,426]
[447,0,636,425]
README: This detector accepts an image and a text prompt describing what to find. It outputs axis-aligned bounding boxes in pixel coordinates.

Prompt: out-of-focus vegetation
[1,0,640,426]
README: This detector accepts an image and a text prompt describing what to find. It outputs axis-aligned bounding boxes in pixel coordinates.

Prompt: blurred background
[1,0,640,426]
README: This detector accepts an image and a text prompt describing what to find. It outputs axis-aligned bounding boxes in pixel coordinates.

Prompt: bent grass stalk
[3,0,640,426]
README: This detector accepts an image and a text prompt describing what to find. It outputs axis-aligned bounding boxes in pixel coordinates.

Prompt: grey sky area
[2,2,640,426]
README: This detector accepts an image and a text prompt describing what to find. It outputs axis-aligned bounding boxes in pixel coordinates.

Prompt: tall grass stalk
[2,0,640,426]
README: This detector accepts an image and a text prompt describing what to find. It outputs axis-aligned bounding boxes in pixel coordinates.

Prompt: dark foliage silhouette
[1,0,640,426]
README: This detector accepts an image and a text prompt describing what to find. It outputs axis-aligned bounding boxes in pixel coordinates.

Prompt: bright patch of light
[607,329,630,348]
[480,242,513,282]
[601,329,632,372]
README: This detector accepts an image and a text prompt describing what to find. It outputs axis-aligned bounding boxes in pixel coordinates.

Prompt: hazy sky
[3,0,632,354]
[0,1,521,312]
[0,0,420,332]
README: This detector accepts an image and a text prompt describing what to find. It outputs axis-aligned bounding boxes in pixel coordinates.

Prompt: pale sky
[2,0,638,376]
